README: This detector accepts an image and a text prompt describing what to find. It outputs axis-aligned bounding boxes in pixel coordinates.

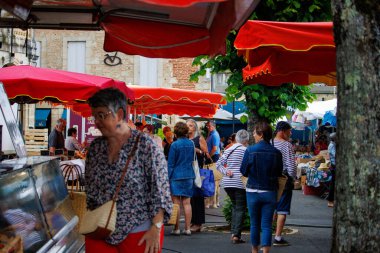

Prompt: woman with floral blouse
[85,88,172,253]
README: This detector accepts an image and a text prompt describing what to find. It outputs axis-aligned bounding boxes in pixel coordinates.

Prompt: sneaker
[182,229,191,236]
[171,229,180,236]
[273,238,290,246]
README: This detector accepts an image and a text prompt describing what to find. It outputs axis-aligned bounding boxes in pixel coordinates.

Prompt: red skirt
[85,228,164,253]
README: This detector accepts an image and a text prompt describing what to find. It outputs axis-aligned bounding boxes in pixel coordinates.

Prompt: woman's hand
[138,226,161,253]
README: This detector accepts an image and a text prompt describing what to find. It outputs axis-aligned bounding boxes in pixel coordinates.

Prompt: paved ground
[162,189,333,253]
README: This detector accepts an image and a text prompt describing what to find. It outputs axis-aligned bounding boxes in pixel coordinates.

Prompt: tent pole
[232,100,235,133]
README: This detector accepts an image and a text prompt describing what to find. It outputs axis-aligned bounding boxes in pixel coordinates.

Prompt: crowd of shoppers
[78,88,303,253]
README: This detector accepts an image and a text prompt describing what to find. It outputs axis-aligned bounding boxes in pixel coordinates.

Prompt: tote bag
[196,168,215,197]
[192,143,202,188]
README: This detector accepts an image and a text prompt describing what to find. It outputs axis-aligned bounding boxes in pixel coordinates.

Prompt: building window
[211,72,230,93]
[67,41,86,73]
[139,56,158,86]
[35,41,41,67]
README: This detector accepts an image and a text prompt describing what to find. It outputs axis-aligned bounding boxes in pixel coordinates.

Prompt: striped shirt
[272,139,297,178]
[216,143,247,189]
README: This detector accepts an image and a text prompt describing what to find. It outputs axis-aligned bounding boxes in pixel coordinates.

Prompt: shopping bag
[205,163,223,181]
[277,175,288,201]
[193,160,202,188]
[195,168,215,197]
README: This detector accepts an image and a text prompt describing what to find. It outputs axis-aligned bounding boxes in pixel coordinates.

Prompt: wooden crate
[24,129,48,155]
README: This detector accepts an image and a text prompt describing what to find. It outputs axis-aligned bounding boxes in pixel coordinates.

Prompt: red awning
[0,0,259,58]
[130,86,226,116]
[234,20,336,86]
[101,0,236,58]
[0,65,134,104]
[138,0,225,7]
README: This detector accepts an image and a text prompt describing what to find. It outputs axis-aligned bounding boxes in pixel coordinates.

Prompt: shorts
[276,188,292,215]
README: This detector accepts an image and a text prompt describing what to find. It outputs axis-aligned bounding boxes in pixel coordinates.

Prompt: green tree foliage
[190,0,332,124]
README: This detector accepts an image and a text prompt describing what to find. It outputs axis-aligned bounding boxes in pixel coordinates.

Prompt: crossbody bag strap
[225,144,243,161]
[105,132,141,229]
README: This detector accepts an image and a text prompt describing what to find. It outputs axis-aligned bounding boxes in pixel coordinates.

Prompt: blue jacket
[168,137,195,180]
[240,140,283,191]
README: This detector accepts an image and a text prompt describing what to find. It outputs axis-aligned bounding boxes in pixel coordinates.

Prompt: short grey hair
[208,120,216,127]
[235,129,249,145]
[88,88,127,120]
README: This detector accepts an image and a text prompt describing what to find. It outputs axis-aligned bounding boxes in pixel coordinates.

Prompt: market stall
[0,2,255,252]
[0,0,258,58]
[234,20,336,86]
[0,65,134,107]
[130,86,226,117]
[297,151,332,196]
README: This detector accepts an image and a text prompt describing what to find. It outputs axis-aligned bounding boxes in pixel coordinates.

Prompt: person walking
[272,121,297,246]
[216,130,249,244]
[168,122,195,235]
[186,119,208,233]
[84,88,172,253]
[241,121,283,253]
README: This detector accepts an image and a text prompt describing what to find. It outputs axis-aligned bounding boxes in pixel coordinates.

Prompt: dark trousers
[225,187,247,238]
[327,168,335,202]
[191,195,205,225]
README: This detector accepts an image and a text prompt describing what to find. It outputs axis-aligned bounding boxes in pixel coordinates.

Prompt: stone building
[32,29,211,132]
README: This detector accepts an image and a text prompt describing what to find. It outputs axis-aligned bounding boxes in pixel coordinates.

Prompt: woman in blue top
[168,122,195,236]
[240,121,283,253]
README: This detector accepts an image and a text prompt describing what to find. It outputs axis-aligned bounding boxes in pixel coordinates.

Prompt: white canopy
[293,99,337,122]
[181,108,234,121]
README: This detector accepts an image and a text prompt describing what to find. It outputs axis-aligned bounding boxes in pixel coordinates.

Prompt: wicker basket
[167,203,179,225]
[241,176,248,187]
[69,191,87,230]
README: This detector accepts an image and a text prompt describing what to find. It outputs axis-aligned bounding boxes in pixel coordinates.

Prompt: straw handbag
[241,176,248,187]
[277,175,288,201]
[61,164,87,230]
[79,133,141,239]
[167,203,180,225]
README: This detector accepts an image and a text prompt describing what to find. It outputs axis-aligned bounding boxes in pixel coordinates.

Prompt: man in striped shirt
[272,121,297,246]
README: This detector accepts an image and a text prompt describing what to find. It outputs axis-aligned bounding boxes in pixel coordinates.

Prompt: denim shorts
[276,189,292,215]
[170,179,194,197]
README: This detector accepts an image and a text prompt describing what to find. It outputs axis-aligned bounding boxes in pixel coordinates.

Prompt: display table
[306,168,331,187]
[302,168,332,196]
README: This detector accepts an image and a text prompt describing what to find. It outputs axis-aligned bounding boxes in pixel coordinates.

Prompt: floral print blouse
[85,130,172,245]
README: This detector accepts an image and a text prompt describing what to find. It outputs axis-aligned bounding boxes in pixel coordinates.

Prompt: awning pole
[232,100,235,133]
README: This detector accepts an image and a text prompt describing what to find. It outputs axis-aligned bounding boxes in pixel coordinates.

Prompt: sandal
[232,237,246,244]
[190,225,202,233]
